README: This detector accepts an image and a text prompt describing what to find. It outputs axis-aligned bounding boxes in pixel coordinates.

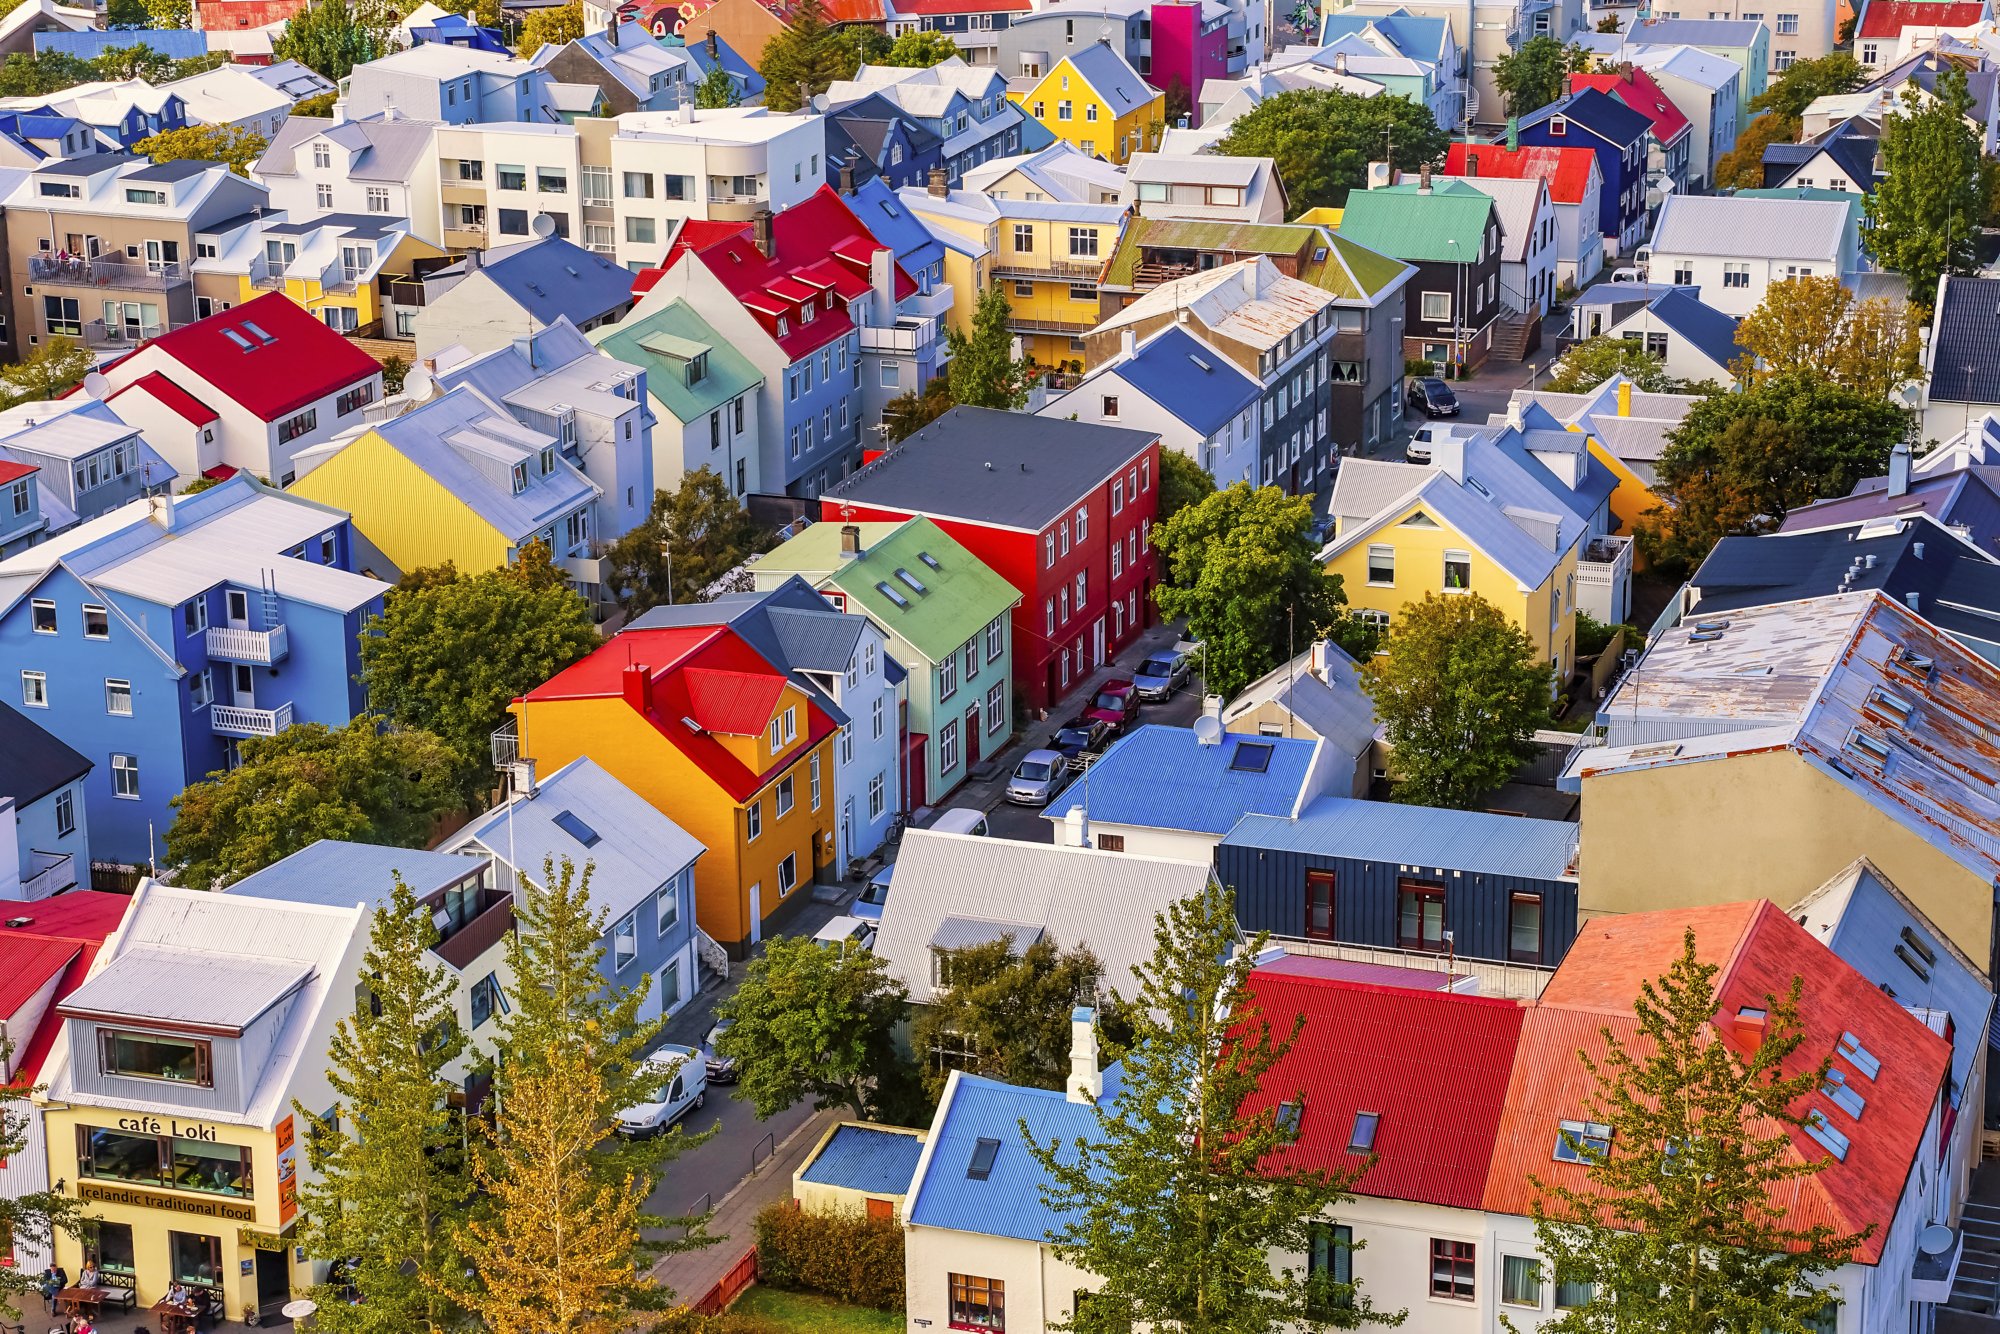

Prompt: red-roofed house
[657,0,887,73]
[509,623,840,954]
[1570,64,1694,196]
[90,292,384,489]
[1444,140,1606,285]
[629,186,916,498]
[0,891,132,1274]
[1855,0,1989,66]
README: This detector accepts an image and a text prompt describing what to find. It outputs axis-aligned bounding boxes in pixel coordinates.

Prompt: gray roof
[826,407,1156,530]
[226,839,486,909]
[873,829,1218,1000]
[124,158,211,183]
[257,112,435,182]
[1064,41,1156,114]
[1223,796,1579,880]
[1929,274,2000,405]
[1649,193,1852,262]
[0,699,91,807]
[1221,642,1379,758]
[62,944,314,1030]
[1630,16,1768,44]
[931,915,1045,952]
[628,577,859,725]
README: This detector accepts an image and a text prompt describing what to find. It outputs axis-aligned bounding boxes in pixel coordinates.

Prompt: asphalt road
[641,1078,818,1231]
[981,680,1205,843]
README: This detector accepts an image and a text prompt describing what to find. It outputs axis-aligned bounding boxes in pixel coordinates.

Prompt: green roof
[1335,180,1496,265]
[1100,217,1411,302]
[755,517,1019,661]
[592,300,763,426]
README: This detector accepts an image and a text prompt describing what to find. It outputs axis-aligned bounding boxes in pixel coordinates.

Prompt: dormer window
[125,188,166,205]
[800,301,816,324]
[540,446,555,475]
[776,316,789,337]
[38,180,78,198]
[313,142,331,168]
[687,351,708,386]
[511,462,528,493]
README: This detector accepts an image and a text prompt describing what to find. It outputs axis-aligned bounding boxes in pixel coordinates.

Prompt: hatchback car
[703,1020,738,1084]
[1406,376,1460,418]
[1086,679,1140,734]
[1133,651,1190,701]
[1006,748,1075,805]
[1051,716,1112,770]
[615,1045,707,1137]
[854,862,891,921]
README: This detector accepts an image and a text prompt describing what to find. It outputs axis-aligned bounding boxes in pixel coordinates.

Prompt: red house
[820,406,1162,712]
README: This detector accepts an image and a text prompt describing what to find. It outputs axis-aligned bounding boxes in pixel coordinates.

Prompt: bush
[654,1310,788,1334]
[753,1202,904,1310]
[1575,611,1639,658]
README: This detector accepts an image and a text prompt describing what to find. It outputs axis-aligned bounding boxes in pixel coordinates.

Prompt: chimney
[465,246,481,271]
[622,663,654,714]
[1906,591,1922,612]
[1619,59,1633,79]
[839,155,857,194]
[1731,1006,1767,1051]
[679,94,696,124]
[1432,433,1465,483]
[148,492,176,532]
[1914,541,1926,560]
[1068,1006,1103,1104]
[331,98,349,124]
[1465,153,1479,177]
[839,523,863,558]
[705,28,719,57]
[752,207,774,257]
[798,80,812,110]
[1309,640,1331,678]
[1505,116,1519,151]
[1505,399,1523,430]
[1888,440,1911,497]
[1617,380,1631,417]
[1418,161,1432,193]
[608,15,619,43]
[928,167,949,197]
[868,246,895,325]
[1333,50,1347,74]
[1119,326,1136,360]
[1240,263,1259,298]
[514,757,538,798]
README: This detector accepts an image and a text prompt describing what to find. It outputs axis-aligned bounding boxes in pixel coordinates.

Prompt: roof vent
[4,916,32,928]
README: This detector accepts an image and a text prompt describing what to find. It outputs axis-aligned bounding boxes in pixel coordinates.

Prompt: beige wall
[905,1226,1097,1334]
[1579,748,1994,969]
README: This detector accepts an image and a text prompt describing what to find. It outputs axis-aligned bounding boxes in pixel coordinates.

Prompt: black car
[1050,716,1112,770]
[1406,376,1460,418]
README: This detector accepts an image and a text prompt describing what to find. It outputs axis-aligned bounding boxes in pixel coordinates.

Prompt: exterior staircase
[1948,1200,2000,1316]
[1491,305,1541,362]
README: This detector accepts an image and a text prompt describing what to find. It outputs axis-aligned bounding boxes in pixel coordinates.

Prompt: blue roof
[1044,724,1316,835]
[1113,328,1260,435]
[475,237,634,327]
[37,28,210,58]
[907,1073,1104,1241]
[684,30,764,98]
[1644,286,1745,371]
[1316,9,1451,59]
[224,839,482,907]
[848,176,944,279]
[799,1124,927,1195]
[1516,87,1651,149]
[410,14,511,52]
[1223,796,1579,880]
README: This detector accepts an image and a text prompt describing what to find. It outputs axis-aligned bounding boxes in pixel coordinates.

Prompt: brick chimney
[840,523,863,558]
[1418,161,1432,193]
[622,664,654,713]
[705,28,719,57]
[752,207,774,257]
[839,155,857,194]
[928,167,949,197]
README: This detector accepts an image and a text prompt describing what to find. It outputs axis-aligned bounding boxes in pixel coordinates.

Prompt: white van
[814,914,878,954]
[615,1044,707,1137]
[930,807,990,837]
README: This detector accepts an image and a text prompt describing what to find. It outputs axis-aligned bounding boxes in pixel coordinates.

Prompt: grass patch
[731,1285,905,1334]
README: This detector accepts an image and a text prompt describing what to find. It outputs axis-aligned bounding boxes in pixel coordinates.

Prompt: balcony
[443,225,487,249]
[1269,935,1556,1000]
[82,318,163,347]
[20,850,75,901]
[491,716,519,769]
[30,254,188,291]
[859,316,939,356]
[1576,533,1633,625]
[1007,315,1095,337]
[206,623,290,665]
[992,256,1104,282]
[433,887,516,971]
[211,701,294,738]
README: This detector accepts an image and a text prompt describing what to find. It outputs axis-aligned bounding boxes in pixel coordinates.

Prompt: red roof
[1242,970,1526,1210]
[202,464,240,480]
[523,625,839,802]
[1570,67,1691,145]
[764,0,885,22]
[0,937,80,1019]
[1858,0,1985,35]
[139,292,380,423]
[110,370,219,427]
[1,892,131,1085]
[889,0,1029,13]
[1444,142,1600,205]
[1484,901,1949,1264]
[192,0,309,27]
[0,459,38,485]
[639,186,918,360]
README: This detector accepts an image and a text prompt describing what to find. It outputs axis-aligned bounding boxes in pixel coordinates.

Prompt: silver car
[1133,651,1190,701]
[1006,748,1075,805]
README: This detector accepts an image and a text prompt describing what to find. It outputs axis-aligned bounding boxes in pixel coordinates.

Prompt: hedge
[752,1202,905,1310]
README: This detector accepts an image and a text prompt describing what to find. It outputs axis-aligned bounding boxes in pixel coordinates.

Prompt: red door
[965,705,982,768]
[1304,871,1335,940]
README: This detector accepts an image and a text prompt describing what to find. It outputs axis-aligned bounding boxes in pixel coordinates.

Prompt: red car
[1085,679,1140,735]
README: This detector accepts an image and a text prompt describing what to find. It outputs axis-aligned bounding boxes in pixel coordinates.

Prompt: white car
[814,914,878,954]
[615,1045,707,1137]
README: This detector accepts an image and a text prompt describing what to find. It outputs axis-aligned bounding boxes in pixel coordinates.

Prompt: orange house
[511,625,839,956]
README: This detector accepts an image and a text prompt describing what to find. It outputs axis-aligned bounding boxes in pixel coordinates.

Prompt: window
[986,681,1005,734]
[1501,1256,1541,1308]
[1420,291,1451,322]
[1397,879,1444,951]
[1776,10,1797,29]
[366,186,390,213]
[31,599,55,633]
[337,383,375,417]
[55,787,74,837]
[470,972,507,1028]
[22,670,45,707]
[100,1029,207,1084]
[868,772,885,818]
[940,718,960,771]
[1101,395,1119,419]
[777,774,795,817]
[1555,1278,1596,1309]
[777,852,797,897]
[111,753,138,799]
[1307,1224,1353,1316]
[949,1274,1004,1331]
[659,958,682,1010]
[1013,223,1034,251]
[1553,1119,1612,1163]
[940,651,958,700]
[986,617,1004,662]
[611,912,638,970]
[1074,570,1087,608]
[656,877,681,934]
[316,183,334,208]
[536,167,568,193]
[1068,227,1098,257]
[1443,549,1471,590]
[169,1231,223,1288]
[1366,544,1394,585]
[278,409,319,444]
[1348,1110,1379,1152]
[1430,1239,1476,1302]
[499,209,530,236]
[104,679,132,716]
[746,799,762,842]
[1723,262,1750,288]
[1510,893,1542,964]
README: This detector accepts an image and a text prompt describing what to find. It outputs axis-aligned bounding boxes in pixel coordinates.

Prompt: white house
[1639,192,1862,317]
[1441,172,1558,316]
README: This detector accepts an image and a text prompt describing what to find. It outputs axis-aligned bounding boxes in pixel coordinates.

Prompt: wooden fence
[694,1246,758,1313]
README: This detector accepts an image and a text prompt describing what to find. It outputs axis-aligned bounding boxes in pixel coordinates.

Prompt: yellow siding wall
[290,433,512,576]
[991,214,1121,369]
[231,276,378,330]
[1586,434,1662,567]
[1010,62,1164,164]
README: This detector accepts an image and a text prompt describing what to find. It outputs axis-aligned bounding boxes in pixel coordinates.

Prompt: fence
[694,1246,758,1313]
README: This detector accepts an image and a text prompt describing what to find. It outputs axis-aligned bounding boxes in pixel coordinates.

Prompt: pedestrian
[40,1264,65,1315]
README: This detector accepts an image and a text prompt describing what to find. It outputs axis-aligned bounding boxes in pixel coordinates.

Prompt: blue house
[408,11,511,52]
[0,699,91,899]
[444,756,707,1024]
[826,94,944,194]
[1214,796,1581,968]
[0,475,388,867]
[0,459,50,559]
[1512,88,1653,256]
[844,175,952,430]
[680,29,764,105]
[0,400,176,533]
[35,28,211,60]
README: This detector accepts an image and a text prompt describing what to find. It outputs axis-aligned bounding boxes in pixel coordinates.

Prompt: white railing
[211,701,294,738]
[205,623,290,665]
[1270,935,1557,1000]
[859,318,938,355]
[20,850,75,901]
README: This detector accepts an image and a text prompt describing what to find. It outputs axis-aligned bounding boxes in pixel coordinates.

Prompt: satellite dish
[530,213,557,239]
[1919,1224,1956,1256]
[403,369,433,401]
[81,371,108,400]
[1192,714,1223,747]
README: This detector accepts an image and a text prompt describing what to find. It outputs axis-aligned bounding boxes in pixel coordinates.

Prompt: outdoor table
[55,1287,106,1317]
[152,1296,199,1334]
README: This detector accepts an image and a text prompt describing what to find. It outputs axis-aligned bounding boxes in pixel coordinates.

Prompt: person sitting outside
[75,1265,99,1289]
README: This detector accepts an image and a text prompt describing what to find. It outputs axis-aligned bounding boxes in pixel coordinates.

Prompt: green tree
[943,283,1035,410]
[1712,113,1794,189]
[1748,51,1867,125]
[1027,881,1401,1334]
[1156,447,1216,523]
[694,62,740,108]
[273,0,383,82]
[105,0,150,25]
[882,28,959,65]
[0,1040,87,1321]
[1733,274,1925,397]
[1215,87,1448,215]
[169,49,235,77]
[1863,69,1982,305]
[295,877,472,1334]
[92,41,174,80]
[0,50,92,97]
[1151,483,1355,699]
[830,21,891,68]
[604,468,775,614]
[712,935,910,1121]
[293,89,340,116]
[380,353,410,393]
[1493,36,1590,117]
[134,123,269,176]
[165,718,463,887]
[758,0,858,111]
[357,549,599,794]
[1523,929,1871,1334]
[1540,336,1706,394]
[141,0,191,26]
[881,372,956,441]
[1361,592,1553,810]
[0,337,95,406]
[909,936,1138,1101]
[518,0,581,55]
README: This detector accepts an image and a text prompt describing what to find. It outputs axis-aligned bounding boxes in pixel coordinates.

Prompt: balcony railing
[82,319,163,347]
[206,623,290,665]
[992,257,1104,282]
[433,888,516,971]
[491,717,519,770]
[1007,315,1095,336]
[31,255,189,290]
[1270,935,1558,1000]
[858,318,938,355]
[20,850,75,901]
[212,701,294,738]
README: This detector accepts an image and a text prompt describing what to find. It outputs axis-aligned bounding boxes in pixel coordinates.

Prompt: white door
[748,882,762,945]
[1093,617,1106,665]
[226,589,250,629]
[232,663,255,708]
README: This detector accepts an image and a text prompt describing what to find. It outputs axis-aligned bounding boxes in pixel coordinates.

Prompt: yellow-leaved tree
[1732,274,1925,399]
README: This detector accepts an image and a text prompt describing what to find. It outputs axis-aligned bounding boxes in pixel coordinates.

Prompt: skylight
[1802,1110,1850,1161]
[894,568,928,594]
[1891,646,1936,680]
[1229,741,1274,773]
[1348,1111,1379,1153]
[1691,619,1730,633]
[241,321,275,345]
[875,580,910,609]
[967,1137,1000,1180]
[1900,926,1936,967]
[552,809,601,847]
[918,551,942,571]
[221,328,254,351]
[1276,1100,1304,1140]
[1837,1031,1881,1080]
[1843,728,1892,766]
[1553,1120,1611,1164]
[1895,942,1932,983]
[1822,1068,1866,1120]
[1866,687,1914,726]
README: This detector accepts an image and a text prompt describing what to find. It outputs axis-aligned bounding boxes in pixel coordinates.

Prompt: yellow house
[509,622,839,956]
[1009,43,1165,165]
[204,215,445,337]
[1323,438,1580,685]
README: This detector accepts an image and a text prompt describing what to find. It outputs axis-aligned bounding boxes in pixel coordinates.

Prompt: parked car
[1406,377,1460,418]
[931,807,991,837]
[1306,514,1337,548]
[814,914,878,954]
[616,1045,707,1137]
[1006,748,1076,805]
[854,862,891,921]
[1133,651,1190,701]
[1609,266,1643,284]
[1051,716,1112,770]
[1086,679,1141,734]
[703,1020,738,1084]
[1408,422,1470,465]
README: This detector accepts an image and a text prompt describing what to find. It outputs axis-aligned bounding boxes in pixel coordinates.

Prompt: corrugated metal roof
[1336,180,1495,264]
[1649,193,1854,262]
[1928,274,2000,405]
[1100,326,1261,434]
[63,943,313,1029]
[1096,257,1336,352]
[906,1071,1103,1240]
[1224,796,1579,880]
[799,1123,927,1194]
[1220,641,1381,759]
[1043,724,1318,835]
[227,839,484,909]
[593,300,764,426]
[931,915,1045,951]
